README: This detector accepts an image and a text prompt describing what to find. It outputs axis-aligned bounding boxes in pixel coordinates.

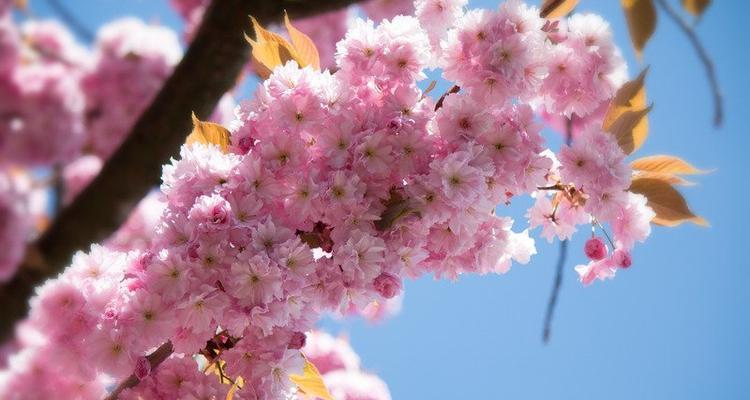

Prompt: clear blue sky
[26,1,750,398]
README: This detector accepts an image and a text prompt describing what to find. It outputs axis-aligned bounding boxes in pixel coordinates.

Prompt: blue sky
[25,1,750,398]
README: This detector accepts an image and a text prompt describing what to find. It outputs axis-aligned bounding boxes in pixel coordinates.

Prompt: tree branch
[542,117,573,344]
[103,341,174,400]
[0,0,363,342]
[542,240,568,344]
[655,0,723,127]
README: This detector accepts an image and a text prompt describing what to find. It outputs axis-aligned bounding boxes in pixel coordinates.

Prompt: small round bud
[288,331,307,350]
[612,249,632,269]
[134,356,151,380]
[584,237,608,260]
[373,272,402,299]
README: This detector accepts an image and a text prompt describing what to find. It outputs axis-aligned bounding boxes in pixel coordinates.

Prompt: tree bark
[0,0,361,341]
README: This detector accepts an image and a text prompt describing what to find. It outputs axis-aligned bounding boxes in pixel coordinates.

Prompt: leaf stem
[654,0,723,127]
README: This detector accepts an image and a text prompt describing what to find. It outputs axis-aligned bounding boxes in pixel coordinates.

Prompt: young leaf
[605,104,652,155]
[186,112,231,153]
[631,155,707,175]
[682,0,711,16]
[249,40,294,79]
[250,16,293,49]
[284,12,320,70]
[289,357,334,400]
[604,68,649,153]
[247,16,300,78]
[540,0,579,19]
[632,171,695,186]
[621,0,657,57]
[629,177,708,227]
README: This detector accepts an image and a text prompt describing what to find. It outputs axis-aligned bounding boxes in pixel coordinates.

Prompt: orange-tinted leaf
[247,16,300,78]
[186,113,231,153]
[250,16,291,48]
[629,177,708,227]
[631,155,707,175]
[540,0,579,19]
[605,68,649,126]
[249,40,294,79]
[290,357,334,400]
[632,171,695,186]
[682,0,710,16]
[605,105,652,155]
[284,12,320,70]
[604,68,649,154]
[621,0,657,57]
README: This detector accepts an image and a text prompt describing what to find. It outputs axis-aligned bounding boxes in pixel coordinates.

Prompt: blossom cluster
[0,11,235,281]
[0,1,657,399]
[81,18,182,158]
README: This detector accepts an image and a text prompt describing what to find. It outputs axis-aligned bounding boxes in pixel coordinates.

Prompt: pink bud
[237,136,254,153]
[288,331,307,350]
[612,249,632,269]
[373,272,401,299]
[584,237,608,261]
[134,356,151,380]
[210,203,229,225]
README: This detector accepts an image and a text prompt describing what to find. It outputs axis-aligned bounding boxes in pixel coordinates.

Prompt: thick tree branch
[655,0,723,127]
[0,0,362,342]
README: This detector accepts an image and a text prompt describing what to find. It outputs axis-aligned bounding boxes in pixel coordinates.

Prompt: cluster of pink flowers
[81,18,182,158]
[0,12,237,282]
[0,14,184,165]
[0,17,86,166]
[0,13,186,281]
[0,1,660,398]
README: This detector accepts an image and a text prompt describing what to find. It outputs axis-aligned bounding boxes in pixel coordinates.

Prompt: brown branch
[434,85,460,111]
[0,0,363,342]
[655,0,723,127]
[103,341,173,400]
[542,240,568,343]
[542,117,573,344]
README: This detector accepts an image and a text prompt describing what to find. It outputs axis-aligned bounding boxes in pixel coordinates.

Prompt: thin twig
[543,240,568,344]
[434,85,460,111]
[655,0,723,127]
[103,341,173,400]
[45,0,94,42]
[542,117,573,344]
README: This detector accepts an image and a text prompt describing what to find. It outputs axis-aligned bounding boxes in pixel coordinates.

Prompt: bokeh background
[23,1,749,398]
